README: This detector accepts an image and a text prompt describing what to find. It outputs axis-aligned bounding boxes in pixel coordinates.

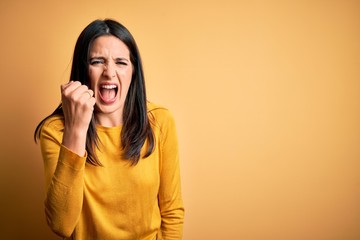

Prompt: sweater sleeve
[39,118,86,237]
[157,110,185,239]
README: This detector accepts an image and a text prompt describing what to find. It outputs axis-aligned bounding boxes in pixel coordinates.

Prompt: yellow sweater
[39,103,184,240]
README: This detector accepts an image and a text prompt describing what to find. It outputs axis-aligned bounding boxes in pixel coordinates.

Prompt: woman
[34,19,184,240]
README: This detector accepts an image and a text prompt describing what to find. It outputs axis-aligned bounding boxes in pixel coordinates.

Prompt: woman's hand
[60,81,96,156]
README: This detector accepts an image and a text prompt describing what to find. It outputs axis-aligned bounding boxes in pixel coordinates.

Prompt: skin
[61,36,133,157]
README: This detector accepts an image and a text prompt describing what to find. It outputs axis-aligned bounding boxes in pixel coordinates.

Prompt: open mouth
[99,84,118,104]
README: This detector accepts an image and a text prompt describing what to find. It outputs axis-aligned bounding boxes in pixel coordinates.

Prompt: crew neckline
[96,125,123,132]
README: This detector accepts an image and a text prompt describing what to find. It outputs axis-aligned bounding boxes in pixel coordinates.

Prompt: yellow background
[0,0,359,239]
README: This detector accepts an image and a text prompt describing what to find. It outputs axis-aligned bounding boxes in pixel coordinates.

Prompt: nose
[103,63,116,79]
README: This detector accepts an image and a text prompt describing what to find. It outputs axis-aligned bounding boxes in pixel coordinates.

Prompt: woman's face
[88,35,133,125]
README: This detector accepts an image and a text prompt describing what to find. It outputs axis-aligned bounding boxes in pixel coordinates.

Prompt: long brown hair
[34,19,154,166]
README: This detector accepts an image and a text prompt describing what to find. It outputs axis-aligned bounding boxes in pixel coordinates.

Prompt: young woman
[34,19,184,240]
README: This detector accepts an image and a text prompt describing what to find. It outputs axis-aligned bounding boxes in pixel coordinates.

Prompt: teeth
[101,84,117,89]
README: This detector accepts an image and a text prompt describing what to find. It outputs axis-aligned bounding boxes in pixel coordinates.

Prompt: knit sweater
[39,103,184,240]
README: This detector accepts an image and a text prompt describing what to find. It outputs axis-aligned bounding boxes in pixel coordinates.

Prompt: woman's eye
[116,61,127,65]
[90,60,104,65]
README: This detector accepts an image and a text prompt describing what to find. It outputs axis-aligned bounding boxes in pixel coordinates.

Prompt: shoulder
[42,115,65,131]
[147,101,176,130]
[147,101,174,122]
[40,115,65,143]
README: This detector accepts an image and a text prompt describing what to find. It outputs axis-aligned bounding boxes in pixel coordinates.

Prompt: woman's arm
[39,81,96,237]
[40,120,86,237]
[158,110,185,239]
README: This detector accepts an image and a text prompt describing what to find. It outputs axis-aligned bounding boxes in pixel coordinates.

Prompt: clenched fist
[61,81,96,156]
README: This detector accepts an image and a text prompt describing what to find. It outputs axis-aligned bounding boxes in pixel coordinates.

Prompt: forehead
[89,35,130,57]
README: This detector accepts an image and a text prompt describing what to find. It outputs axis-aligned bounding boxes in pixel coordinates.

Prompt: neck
[95,112,123,127]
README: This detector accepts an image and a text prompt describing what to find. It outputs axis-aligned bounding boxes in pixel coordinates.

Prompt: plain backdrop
[0,0,359,239]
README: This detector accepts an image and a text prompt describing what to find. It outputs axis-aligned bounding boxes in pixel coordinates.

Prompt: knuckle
[78,97,86,105]
[69,94,77,102]
[62,89,70,97]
